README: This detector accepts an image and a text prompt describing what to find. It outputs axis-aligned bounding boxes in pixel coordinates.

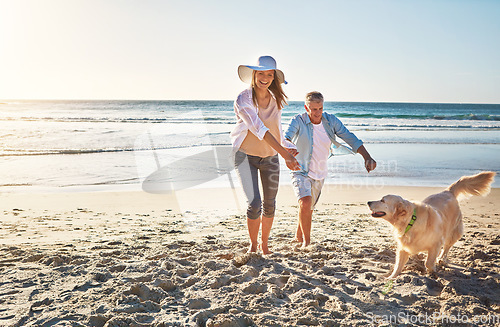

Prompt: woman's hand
[262,132,301,171]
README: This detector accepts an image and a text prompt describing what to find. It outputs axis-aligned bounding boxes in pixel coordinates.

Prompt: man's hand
[286,148,299,157]
[356,145,376,173]
[365,158,377,173]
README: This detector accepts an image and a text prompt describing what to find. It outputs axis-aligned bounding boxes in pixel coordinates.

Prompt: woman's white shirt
[231,88,295,157]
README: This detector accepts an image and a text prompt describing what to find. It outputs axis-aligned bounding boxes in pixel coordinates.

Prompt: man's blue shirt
[284,112,363,177]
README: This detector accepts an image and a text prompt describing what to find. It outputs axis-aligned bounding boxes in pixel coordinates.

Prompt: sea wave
[0,148,138,157]
[0,143,234,157]
[2,139,499,157]
[0,116,235,123]
[1,113,500,124]
[334,112,500,121]
[345,124,500,130]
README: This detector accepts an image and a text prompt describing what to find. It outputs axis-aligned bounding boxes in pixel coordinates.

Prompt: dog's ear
[396,202,408,218]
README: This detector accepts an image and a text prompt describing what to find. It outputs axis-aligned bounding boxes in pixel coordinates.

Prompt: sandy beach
[3,0,500,325]
[0,184,499,326]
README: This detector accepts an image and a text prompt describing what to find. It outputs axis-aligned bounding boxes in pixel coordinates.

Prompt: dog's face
[367,195,412,223]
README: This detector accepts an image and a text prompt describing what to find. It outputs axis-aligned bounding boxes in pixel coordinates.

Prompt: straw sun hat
[238,55,287,85]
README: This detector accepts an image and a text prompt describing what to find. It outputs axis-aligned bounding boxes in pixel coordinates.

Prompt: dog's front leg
[388,250,410,279]
[425,247,439,275]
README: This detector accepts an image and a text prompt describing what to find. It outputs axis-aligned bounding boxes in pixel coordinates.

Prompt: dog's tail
[447,171,496,200]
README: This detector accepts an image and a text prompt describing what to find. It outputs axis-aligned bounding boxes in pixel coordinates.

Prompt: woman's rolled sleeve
[234,95,269,140]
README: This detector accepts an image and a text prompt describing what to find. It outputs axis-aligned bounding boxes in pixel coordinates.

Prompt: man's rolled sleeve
[282,138,297,150]
[284,115,300,142]
[330,115,363,152]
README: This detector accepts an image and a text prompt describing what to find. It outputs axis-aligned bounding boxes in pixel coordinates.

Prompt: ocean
[1,100,499,193]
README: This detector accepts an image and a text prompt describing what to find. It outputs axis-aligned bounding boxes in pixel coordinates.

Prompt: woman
[231,55,300,254]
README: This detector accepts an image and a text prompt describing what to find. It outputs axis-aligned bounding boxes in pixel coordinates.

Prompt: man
[285,91,377,247]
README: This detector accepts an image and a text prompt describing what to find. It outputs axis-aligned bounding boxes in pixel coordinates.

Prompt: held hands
[284,152,301,171]
[365,158,377,173]
[286,147,299,157]
[263,132,300,170]
[284,147,300,171]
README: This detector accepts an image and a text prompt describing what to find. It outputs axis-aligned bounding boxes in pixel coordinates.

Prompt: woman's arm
[234,93,269,141]
[263,131,300,171]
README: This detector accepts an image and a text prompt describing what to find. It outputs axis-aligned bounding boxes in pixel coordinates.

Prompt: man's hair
[305,91,324,104]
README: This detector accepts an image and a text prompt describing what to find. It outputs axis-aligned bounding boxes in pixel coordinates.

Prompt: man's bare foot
[259,243,273,255]
[301,241,310,248]
[290,238,302,244]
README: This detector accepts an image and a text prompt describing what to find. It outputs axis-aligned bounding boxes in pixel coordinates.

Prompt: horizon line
[2,99,500,106]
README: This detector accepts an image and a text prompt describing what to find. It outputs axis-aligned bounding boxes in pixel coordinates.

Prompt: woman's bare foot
[290,238,302,244]
[247,243,258,253]
[259,243,273,255]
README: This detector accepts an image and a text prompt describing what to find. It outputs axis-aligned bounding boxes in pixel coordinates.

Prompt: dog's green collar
[404,208,417,235]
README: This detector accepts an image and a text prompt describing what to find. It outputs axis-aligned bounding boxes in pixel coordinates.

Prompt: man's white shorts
[291,173,325,209]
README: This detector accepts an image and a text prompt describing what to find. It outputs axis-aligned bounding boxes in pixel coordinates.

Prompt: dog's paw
[386,272,399,280]
[437,258,449,267]
[383,270,393,278]
[427,271,438,279]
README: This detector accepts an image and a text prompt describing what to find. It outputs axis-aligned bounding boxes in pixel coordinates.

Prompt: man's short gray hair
[305,91,324,104]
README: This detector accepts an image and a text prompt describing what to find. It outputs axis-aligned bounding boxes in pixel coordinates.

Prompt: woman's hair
[251,71,288,110]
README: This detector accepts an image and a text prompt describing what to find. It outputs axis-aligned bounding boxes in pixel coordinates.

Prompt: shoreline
[2,142,500,193]
[2,167,500,194]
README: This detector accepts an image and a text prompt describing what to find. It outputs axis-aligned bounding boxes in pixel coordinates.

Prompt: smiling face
[305,100,323,124]
[253,70,275,90]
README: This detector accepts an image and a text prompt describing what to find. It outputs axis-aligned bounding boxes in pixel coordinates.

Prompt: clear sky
[1,0,499,103]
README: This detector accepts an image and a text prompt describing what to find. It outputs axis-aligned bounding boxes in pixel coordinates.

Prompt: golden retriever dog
[367,171,496,279]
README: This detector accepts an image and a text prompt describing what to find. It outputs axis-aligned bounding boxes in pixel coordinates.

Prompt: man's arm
[284,115,300,157]
[285,139,299,156]
[327,113,363,153]
[325,113,376,172]
[284,115,300,144]
[357,145,377,172]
